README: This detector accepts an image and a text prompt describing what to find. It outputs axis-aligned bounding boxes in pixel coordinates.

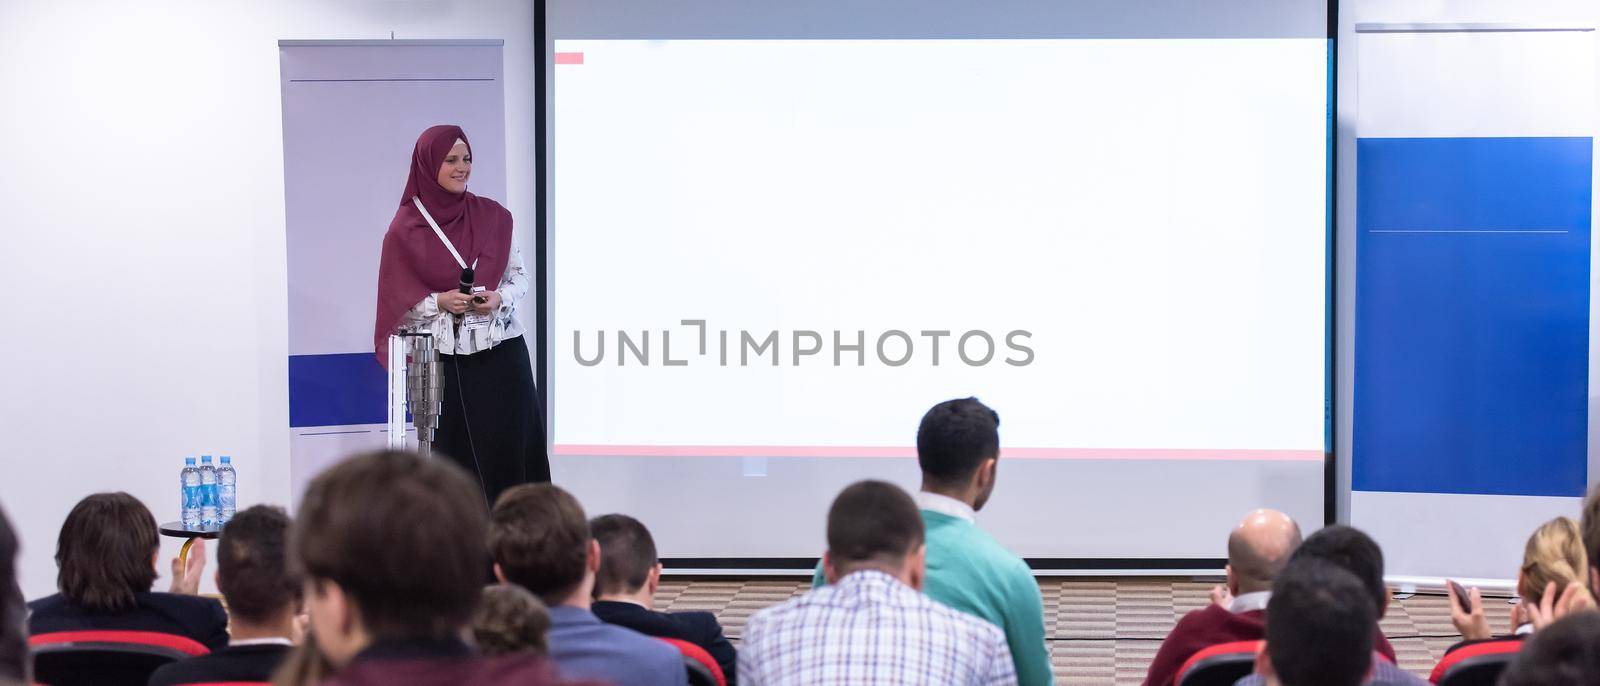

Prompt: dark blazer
[592,600,737,685]
[147,642,290,685]
[27,592,230,652]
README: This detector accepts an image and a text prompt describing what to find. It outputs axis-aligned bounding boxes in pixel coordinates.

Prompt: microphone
[453,267,475,325]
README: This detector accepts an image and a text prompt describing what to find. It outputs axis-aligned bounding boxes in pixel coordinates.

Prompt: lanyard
[412,197,477,271]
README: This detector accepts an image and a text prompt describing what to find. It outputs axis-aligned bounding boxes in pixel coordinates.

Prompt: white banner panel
[1352,25,1595,583]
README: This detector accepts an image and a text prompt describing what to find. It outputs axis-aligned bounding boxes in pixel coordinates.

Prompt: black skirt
[433,334,551,509]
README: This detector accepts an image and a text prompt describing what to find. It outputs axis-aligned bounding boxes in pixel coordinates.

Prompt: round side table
[159,521,222,568]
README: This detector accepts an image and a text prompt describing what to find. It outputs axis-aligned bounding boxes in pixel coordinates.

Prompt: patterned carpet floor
[655,577,1487,685]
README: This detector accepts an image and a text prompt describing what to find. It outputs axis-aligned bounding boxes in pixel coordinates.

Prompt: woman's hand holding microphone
[437,291,475,315]
[438,290,500,315]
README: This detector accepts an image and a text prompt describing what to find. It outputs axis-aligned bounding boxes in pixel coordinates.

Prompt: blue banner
[1353,136,1591,497]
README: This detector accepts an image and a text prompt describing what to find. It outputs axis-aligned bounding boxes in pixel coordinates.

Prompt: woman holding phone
[373,124,550,506]
[1446,517,1596,646]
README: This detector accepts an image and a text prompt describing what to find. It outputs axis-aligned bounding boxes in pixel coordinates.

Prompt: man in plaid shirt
[739,480,1018,686]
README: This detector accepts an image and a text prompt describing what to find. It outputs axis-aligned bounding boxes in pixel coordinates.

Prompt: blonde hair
[1520,517,1597,607]
[271,632,332,686]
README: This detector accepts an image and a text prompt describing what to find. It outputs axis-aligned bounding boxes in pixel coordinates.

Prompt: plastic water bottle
[199,455,219,528]
[180,457,202,530]
[217,456,237,523]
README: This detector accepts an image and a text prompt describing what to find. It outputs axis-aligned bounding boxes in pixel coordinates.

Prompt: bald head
[1227,509,1302,595]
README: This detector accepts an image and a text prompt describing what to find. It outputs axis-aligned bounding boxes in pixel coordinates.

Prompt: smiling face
[436,140,471,193]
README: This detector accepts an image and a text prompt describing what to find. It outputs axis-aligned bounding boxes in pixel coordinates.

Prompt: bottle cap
[185,457,196,465]
[201,455,213,463]
[221,456,232,463]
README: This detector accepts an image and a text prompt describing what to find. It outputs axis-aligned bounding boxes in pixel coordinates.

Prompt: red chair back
[29,630,209,686]
[1177,640,1262,686]
[1430,639,1524,685]
[657,637,726,686]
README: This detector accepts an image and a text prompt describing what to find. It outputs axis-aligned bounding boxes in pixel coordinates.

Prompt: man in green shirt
[814,397,1054,685]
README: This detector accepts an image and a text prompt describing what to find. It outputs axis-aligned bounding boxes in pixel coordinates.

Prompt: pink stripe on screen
[553,445,1323,462]
[554,52,584,65]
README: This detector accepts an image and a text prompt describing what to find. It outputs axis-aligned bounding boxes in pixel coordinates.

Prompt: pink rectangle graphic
[554,52,584,65]
[553,444,1323,462]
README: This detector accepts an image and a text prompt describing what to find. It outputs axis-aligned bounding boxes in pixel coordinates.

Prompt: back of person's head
[218,505,299,625]
[1263,559,1375,686]
[1519,516,1595,607]
[56,492,158,612]
[471,583,551,657]
[489,484,590,602]
[917,397,1000,492]
[1499,611,1600,686]
[1287,525,1386,616]
[0,504,26,683]
[590,514,657,597]
[826,480,925,578]
[293,450,487,640]
[1575,485,1600,591]
[1227,509,1303,595]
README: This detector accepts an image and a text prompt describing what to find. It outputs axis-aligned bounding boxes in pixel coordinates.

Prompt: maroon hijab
[374,125,513,366]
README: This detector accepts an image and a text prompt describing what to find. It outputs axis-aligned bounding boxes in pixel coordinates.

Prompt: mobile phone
[1448,580,1472,613]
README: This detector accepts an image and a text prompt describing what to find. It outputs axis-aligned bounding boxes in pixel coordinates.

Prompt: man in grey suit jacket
[489,484,687,686]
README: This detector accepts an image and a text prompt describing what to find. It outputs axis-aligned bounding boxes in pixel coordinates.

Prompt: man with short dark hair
[490,484,686,686]
[745,480,1016,685]
[1285,525,1397,661]
[294,450,561,685]
[590,514,737,684]
[149,505,299,685]
[812,398,1051,685]
[1141,509,1302,686]
[1254,560,1377,686]
[1499,612,1600,686]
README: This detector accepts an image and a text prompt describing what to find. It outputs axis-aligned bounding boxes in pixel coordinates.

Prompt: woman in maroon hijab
[374,125,550,503]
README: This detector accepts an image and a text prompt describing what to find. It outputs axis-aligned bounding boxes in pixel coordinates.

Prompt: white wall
[1335,0,1600,579]
[0,0,537,601]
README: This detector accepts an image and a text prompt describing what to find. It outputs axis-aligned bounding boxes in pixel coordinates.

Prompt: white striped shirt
[402,244,529,355]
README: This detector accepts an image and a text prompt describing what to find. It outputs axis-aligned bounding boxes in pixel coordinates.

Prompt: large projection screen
[545,0,1331,569]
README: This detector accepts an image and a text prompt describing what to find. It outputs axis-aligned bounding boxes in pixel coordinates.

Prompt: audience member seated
[743,480,1016,685]
[1497,612,1600,686]
[1281,525,1397,661]
[148,505,299,685]
[27,492,227,650]
[1579,484,1600,600]
[472,583,551,657]
[1447,516,1596,651]
[292,450,566,686]
[591,513,738,684]
[489,484,687,686]
[270,631,333,686]
[1250,559,1424,686]
[1141,508,1301,686]
[811,398,1052,686]
[1,504,27,685]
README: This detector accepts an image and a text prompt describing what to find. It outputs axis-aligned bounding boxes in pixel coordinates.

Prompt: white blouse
[401,244,529,355]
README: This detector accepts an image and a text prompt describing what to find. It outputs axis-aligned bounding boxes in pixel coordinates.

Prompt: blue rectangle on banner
[288,353,388,428]
[1353,136,1591,497]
